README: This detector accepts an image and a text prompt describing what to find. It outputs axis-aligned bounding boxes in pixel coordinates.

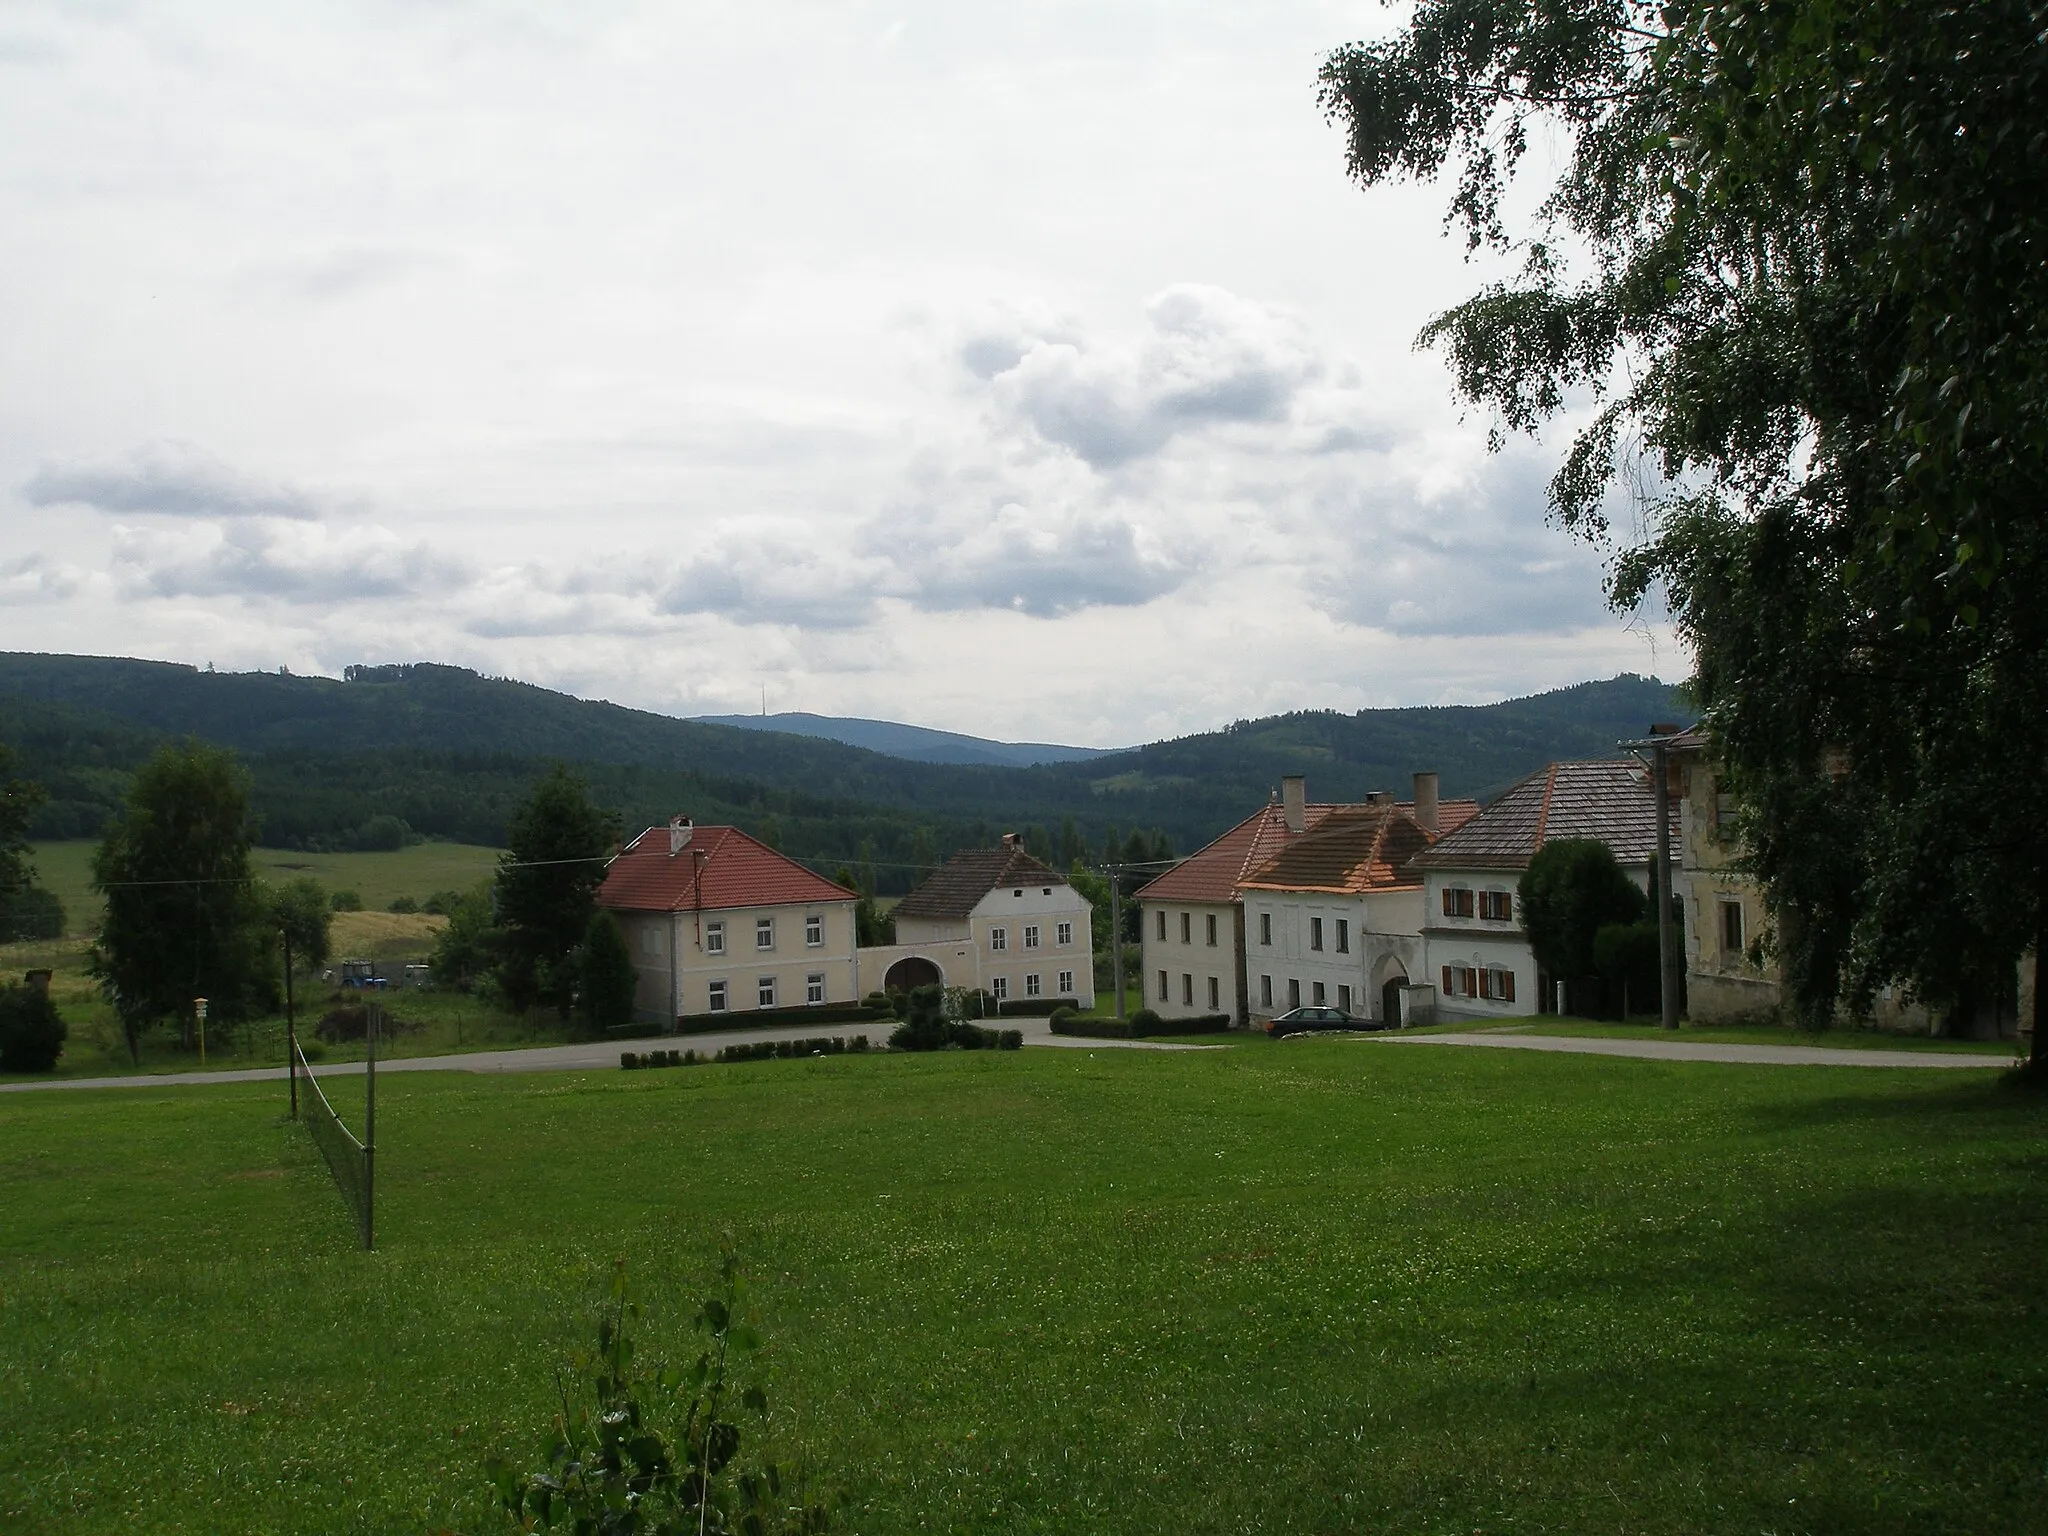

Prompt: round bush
[0,982,66,1073]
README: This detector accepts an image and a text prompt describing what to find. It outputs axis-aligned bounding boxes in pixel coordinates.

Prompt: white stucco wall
[1139,899,1239,1019]
[619,898,860,1024]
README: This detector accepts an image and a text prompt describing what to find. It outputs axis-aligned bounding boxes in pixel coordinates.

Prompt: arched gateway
[884,956,944,993]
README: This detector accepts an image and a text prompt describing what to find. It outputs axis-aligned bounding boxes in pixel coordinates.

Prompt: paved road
[0,1016,1213,1093]
[1372,1031,2010,1069]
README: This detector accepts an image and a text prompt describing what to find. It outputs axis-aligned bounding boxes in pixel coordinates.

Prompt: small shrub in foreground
[0,980,65,1072]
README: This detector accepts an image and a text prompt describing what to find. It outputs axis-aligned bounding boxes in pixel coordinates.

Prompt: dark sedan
[1264,1005,1379,1037]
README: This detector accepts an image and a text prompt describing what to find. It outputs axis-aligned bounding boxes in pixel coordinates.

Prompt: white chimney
[1412,771,1440,834]
[1281,775,1306,834]
[1001,831,1020,849]
[668,816,693,856]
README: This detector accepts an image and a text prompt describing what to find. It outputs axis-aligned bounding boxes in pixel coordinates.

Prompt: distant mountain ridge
[691,711,1119,767]
[0,653,1687,887]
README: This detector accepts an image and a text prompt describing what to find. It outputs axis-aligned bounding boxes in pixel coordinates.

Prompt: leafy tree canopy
[1519,839,1648,981]
[1322,0,2048,1032]
[269,876,333,975]
[579,908,639,1032]
[496,766,620,1015]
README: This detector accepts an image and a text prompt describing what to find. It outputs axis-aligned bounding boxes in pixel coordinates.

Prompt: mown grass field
[2,1042,2042,1535]
[27,840,504,935]
[1421,1018,2017,1055]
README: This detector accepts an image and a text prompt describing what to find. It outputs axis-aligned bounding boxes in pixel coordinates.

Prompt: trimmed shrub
[0,981,66,1072]
[674,1003,886,1034]
[330,889,363,913]
[1129,1007,1163,1034]
[388,895,420,914]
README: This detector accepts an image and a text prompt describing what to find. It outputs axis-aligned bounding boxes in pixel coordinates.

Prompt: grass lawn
[1419,1016,2017,1056]
[27,841,504,935]
[3,1044,2043,1534]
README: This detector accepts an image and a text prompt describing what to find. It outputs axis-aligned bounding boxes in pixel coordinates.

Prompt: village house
[1411,759,1671,1023]
[1237,776,1471,1026]
[857,835,1095,1008]
[597,817,860,1026]
[1139,773,1475,1026]
[1659,726,1782,1025]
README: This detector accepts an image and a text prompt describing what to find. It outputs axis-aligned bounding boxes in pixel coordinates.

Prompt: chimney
[1281,775,1306,834]
[1412,770,1440,833]
[1365,791,1392,808]
[1001,831,1020,849]
[668,816,693,856]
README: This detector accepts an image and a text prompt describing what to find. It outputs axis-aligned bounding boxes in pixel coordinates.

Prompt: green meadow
[1,1041,2042,1535]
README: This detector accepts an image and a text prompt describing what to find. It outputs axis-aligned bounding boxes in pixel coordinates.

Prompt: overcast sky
[0,1,1678,747]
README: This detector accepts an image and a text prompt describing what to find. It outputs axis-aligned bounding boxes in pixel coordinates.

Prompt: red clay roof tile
[597,825,855,913]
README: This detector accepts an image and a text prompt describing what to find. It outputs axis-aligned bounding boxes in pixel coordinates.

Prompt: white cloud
[24,441,330,521]
[111,518,466,602]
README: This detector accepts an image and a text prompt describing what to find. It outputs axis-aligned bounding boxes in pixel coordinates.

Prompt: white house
[1411,759,1670,1022]
[597,817,861,1026]
[857,835,1095,1008]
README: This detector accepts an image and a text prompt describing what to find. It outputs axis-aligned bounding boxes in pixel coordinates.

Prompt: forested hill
[0,653,1684,887]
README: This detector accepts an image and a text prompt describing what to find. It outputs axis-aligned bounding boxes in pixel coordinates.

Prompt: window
[1478,967,1517,1002]
[757,976,776,1007]
[1440,964,1479,999]
[992,976,1009,1000]
[1441,887,1475,918]
[1715,789,1738,835]
[755,916,774,950]
[804,914,823,946]
[1180,912,1192,944]
[1058,970,1074,994]
[639,926,659,956]
[1311,980,1326,1005]
[1057,921,1073,946]
[1310,917,1324,951]
[1259,912,1272,946]
[1013,888,1024,897]
[1156,910,1167,941]
[1260,975,1273,1007]
[990,926,1008,952]
[1479,890,1513,922]
[1207,976,1220,1010]
[1023,924,1040,949]
[1182,974,1194,1006]
[705,921,725,955]
[1042,887,1052,896]
[1337,984,1352,1013]
[708,979,728,1012]
[1026,973,1042,997]
[1205,912,1218,947]
[1720,899,1745,955]
[1287,978,1302,1010]
[1335,918,1349,954]
[1157,969,1169,1001]
[806,973,825,1005]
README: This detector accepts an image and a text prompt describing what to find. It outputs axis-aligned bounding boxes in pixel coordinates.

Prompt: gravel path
[1371,1032,2010,1069]
[0,1016,1213,1093]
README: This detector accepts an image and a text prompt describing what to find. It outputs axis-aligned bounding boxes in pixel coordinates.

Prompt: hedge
[620,1035,873,1070]
[1050,1011,1233,1040]
[619,1003,891,1037]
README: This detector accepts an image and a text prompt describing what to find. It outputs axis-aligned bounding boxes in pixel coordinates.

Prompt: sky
[0,1,1680,748]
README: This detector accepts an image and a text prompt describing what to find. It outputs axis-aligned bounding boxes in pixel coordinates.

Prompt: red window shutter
[1441,888,1451,916]
[1441,965,1452,994]
[1503,970,1516,1003]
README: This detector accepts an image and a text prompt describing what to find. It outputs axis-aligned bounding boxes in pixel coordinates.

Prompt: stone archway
[884,956,943,993]
[1373,957,1410,1026]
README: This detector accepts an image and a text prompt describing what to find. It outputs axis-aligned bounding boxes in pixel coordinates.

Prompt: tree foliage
[495,766,620,1016]
[1519,839,1647,981]
[0,744,59,943]
[269,876,333,975]
[579,909,639,1033]
[1321,0,2048,1032]
[90,741,274,1060]
[0,980,65,1073]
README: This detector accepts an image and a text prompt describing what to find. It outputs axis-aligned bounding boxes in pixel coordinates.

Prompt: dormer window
[1013,888,1024,897]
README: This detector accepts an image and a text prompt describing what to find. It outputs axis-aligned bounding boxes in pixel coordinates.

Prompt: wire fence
[292,1019,375,1249]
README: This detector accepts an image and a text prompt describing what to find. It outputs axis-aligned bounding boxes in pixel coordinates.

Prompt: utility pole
[1109,865,1125,1021]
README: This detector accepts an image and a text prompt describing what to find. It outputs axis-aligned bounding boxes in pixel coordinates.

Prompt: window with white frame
[1025,973,1041,997]
[639,926,659,956]
[1440,964,1479,998]
[705,921,724,954]
[757,976,776,1007]
[1023,924,1040,949]
[1260,975,1273,1007]
[806,973,825,1004]
[991,976,1009,1000]
[755,916,774,950]
[1309,916,1324,951]
[804,914,823,946]
[1478,967,1517,1002]
[990,926,1007,952]
[1058,969,1074,994]
[1056,921,1073,946]
[1259,911,1272,945]
[1335,918,1349,954]
[1478,890,1513,922]
[708,979,728,1012]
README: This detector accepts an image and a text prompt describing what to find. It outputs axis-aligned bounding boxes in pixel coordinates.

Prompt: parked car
[1265,1005,1376,1037]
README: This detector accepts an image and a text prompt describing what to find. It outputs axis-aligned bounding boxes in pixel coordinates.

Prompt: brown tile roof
[1138,797,1479,904]
[598,825,855,913]
[1239,805,1440,893]
[1411,759,1674,871]
[893,845,1068,922]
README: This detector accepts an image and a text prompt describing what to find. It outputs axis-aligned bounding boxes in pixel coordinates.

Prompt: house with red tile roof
[597,817,859,1026]
[1140,772,1474,1026]
[1411,759,1674,1021]
[857,834,1095,1008]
